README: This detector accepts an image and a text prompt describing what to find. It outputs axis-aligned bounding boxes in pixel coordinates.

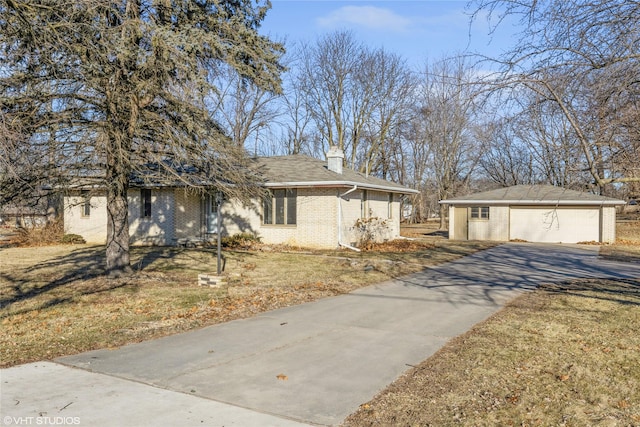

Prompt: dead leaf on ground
[276,373,288,381]
[616,400,629,409]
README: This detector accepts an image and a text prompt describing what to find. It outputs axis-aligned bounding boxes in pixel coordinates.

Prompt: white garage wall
[509,206,600,243]
[489,206,509,241]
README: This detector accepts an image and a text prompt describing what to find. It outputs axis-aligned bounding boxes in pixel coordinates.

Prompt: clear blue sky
[260,0,519,67]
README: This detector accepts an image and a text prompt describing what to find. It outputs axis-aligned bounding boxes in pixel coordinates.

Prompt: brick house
[63,148,418,249]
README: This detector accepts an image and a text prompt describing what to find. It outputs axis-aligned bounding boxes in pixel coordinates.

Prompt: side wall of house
[340,190,363,246]
[222,198,262,237]
[339,190,400,246]
[64,193,109,243]
[65,189,176,245]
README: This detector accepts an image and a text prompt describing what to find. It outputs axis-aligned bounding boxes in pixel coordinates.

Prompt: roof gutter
[265,181,419,195]
[439,199,625,206]
[338,185,361,252]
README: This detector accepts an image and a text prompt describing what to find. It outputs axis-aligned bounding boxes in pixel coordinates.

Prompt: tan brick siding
[222,198,261,236]
[174,190,203,240]
[65,186,404,249]
[340,190,399,245]
[129,189,175,245]
[259,188,339,248]
[601,206,616,243]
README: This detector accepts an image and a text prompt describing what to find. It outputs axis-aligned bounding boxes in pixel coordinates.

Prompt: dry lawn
[0,229,493,368]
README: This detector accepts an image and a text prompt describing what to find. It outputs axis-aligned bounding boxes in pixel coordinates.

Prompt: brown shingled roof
[254,155,418,194]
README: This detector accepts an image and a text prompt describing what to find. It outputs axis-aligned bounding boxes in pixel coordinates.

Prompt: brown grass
[600,220,640,263]
[0,234,493,368]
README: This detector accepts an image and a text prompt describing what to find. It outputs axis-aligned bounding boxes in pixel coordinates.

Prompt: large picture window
[470,206,489,220]
[263,189,296,225]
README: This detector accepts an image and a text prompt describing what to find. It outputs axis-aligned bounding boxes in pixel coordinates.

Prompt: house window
[470,206,489,220]
[263,189,296,225]
[141,189,152,218]
[361,190,368,218]
[81,190,90,217]
[388,193,394,219]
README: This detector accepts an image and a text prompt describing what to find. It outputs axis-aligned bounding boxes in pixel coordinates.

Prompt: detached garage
[440,185,625,244]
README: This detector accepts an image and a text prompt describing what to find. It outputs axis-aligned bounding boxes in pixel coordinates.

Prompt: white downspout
[338,185,361,252]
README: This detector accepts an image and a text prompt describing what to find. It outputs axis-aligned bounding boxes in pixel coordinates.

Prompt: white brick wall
[129,189,175,245]
[489,206,510,241]
[64,192,109,243]
[174,190,203,240]
[601,206,616,243]
[259,187,339,248]
[65,186,405,249]
[222,198,261,236]
[339,190,399,246]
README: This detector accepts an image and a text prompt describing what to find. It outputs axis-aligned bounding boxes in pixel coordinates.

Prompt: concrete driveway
[3,243,640,426]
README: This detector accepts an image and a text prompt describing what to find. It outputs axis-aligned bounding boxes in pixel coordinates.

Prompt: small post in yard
[216,192,222,275]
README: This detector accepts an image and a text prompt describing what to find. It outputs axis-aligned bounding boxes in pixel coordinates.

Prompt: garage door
[509,207,600,243]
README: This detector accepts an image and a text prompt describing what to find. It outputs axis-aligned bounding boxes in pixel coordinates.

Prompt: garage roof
[440,185,625,206]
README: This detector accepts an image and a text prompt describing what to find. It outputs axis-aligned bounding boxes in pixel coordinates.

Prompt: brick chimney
[327,145,344,174]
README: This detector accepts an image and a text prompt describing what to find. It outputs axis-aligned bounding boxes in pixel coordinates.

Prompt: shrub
[14,219,64,246]
[220,232,261,249]
[353,217,389,250]
[61,233,86,244]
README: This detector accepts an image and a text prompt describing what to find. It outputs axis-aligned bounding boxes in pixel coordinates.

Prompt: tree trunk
[106,186,132,277]
[105,131,132,277]
[438,204,447,230]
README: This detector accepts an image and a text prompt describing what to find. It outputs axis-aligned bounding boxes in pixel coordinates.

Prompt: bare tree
[298,31,362,162]
[472,0,640,194]
[279,48,315,156]
[399,110,432,222]
[208,64,282,152]
[297,31,417,175]
[1,0,283,276]
[477,119,535,187]
[356,49,415,179]
[414,57,481,228]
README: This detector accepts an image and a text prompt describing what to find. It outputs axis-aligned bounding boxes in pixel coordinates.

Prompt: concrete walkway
[2,243,639,426]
